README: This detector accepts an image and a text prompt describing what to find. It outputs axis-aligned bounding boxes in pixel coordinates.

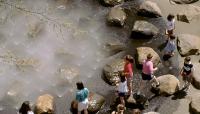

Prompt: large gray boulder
[131,20,159,38]
[88,92,105,113]
[177,5,200,23]
[192,63,200,90]
[103,59,125,85]
[107,7,126,27]
[34,94,54,114]
[138,1,162,18]
[189,94,200,114]
[135,47,161,68]
[153,74,180,96]
[99,0,124,6]
[171,0,199,4]
[177,34,200,57]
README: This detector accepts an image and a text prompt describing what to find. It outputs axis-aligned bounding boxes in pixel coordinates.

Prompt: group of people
[17,14,194,114]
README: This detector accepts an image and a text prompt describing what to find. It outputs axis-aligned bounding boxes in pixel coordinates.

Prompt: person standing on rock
[18,101,34,114]
[123,55,134,95]
[76,82,89,114]
[180,57,194,91]
[140,54,160,93]
[116,72,128,106]
[166,14,175,40]
[163,35,176,69]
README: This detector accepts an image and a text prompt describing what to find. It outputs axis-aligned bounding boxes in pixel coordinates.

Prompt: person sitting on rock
[123,55,134,95]
[180,57,194,92]
[76,82,89,114]
[140,54,160,93]
[111,104,125,114]
[163,35,176,69]
[116,72,128,106]
[19,101,34,114]
[165,14,175,40]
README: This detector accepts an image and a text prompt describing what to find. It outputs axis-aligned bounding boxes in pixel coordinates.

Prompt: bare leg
[120,97,125,106]
[84,109,88,114]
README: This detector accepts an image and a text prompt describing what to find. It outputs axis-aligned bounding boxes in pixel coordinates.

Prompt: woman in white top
[19,101,34,114]
[166,14,175,40]
[116,72,128,106]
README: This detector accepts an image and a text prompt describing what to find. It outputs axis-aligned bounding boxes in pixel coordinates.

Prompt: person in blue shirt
[76,82,89,114]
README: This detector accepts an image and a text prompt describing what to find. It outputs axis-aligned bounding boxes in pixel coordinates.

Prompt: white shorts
[78,98,89,112]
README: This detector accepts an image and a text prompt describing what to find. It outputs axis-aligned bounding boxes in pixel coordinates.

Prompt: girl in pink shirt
[140,54,159,92]
[124,55,134,95]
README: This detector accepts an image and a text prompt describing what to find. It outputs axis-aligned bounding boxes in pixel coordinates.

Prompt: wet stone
[103,59,125,85]
[88,92,105,113]
[107,6,127,27]
[131,20,159,39]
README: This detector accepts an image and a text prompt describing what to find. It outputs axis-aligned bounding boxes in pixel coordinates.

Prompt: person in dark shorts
[116,73,128,106]
[139,54,160,93]
[165,14,175,40]
[180,57,194,91]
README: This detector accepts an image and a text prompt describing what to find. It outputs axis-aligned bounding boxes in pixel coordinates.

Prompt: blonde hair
[117,104,125,113]
[133,109,141,114]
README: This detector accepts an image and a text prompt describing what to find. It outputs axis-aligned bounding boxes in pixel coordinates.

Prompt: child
[180,57,194,91]
[117,73,128,106]
[111,104,125,114]
[124,55,134,95]
[163,35,176,68]
[166,14,175,40]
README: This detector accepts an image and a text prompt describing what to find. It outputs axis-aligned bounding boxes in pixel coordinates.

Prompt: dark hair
[19,101,31,114]
[167,14,175,21]
[185,56,191,62]
[169,34,176,40]
[76,82,84,90]
[120,75,126,83]
[147,53,153,60]
[125,55,134,63]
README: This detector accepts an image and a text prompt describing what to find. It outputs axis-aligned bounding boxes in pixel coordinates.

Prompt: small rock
[135,47,161,68]
[131,20,159,38]
[103,59,125,85]
[34,94,54,114]
[58,66,79,83]
[177,34,200,57]
[99,0,124,7]
[152,74,180,96]
[107,6,127,27]
[138,1,162,18]
[189,94,200,114]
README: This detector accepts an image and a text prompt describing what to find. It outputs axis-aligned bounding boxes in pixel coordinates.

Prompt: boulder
[99,0,124,6]
[138,1,162,18]
[192,63,200,89]
[131,20,159,38]
[170,0,199,4]
[107,7,126,27]
[135,47,161,68]
[104,39,126,56]
[177,5,200,23]
[152,74,180,96]
[70,92,105,114]
[35,94,54,114]
[88,92,105,113]
[103,59,125,85]
[189,94,200,114]
[177,34,200,57]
